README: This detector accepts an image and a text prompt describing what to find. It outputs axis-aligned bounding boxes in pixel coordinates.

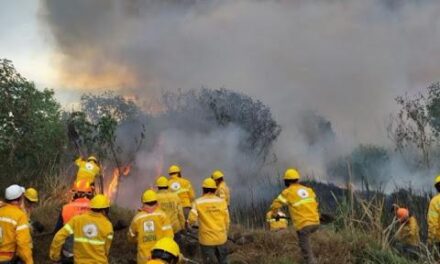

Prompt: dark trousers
[200,244,228,264]
[297,225,319,264]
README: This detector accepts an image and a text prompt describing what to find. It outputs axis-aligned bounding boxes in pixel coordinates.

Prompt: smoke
[39,0,440,196]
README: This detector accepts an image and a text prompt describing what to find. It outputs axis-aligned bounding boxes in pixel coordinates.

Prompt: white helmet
[5,185,25,200]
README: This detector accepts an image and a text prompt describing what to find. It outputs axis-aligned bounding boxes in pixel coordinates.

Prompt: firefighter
[187,178,230,264]
[428,175,440,245]
[155,177,186,241]
[269,168,320,264]
[75,156,101,185]
[128,190,174,263]
[0,184,33,263]
[266,210,288,231]
[167,165,195,219]
[50,194,113,264]
[394,207,420,259]
[23,188,38,216]
[211,170,230,206]
[53,180,93,263]
[147,237,180,264]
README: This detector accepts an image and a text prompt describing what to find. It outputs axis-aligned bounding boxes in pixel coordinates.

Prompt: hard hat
[211,170,224,180]
[72,179,93,193]
[284,168,300,180]
[142,189,158,203]
[24,188,39,202]
[396,208,409,220]
[435,175,440,185]
[152,237,180,258]
[168,165,181,174]
[90,194,110,209]
[202,178,217,189]
[156,176,169,188]
[87,156,98,163]
[5,185,25,200]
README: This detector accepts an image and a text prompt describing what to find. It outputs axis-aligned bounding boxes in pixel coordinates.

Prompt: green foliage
[0,58,65,182]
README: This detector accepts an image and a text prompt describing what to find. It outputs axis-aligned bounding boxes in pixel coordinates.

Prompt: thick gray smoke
[39,0,440,195]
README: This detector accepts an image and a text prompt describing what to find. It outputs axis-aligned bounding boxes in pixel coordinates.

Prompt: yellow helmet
[142,189,158,203]
[152,237,180,258]
[156,176,169,188]
[435,175,440,185]
[284,168,300,180]
[168,165,181,174]
[90,194,110,209]
[24,188,39,203]
[87,156,98,163]
[202,178,217,189]
[211,170,224,180]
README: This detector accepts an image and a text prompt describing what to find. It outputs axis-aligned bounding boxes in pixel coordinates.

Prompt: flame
[105,164,132,202]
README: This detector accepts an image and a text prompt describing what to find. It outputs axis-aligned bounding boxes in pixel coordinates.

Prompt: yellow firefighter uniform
[75,157,101,184]
[396,216,420,247]
[168,176,195,208]
[428,193,440,242]
[270,183,320,231]
[266,211,288,231]
[156,190,185,234]
[188,193,230,246]
[128,208,174,263]
[49,211,113,264]
[0,204,33,263]
[146,260,167,264]
[216,181,230,206]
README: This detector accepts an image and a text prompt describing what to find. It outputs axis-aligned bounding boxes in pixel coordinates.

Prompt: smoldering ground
[39,0,440,199]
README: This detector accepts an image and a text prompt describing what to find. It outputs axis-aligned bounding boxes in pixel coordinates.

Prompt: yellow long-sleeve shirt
[157,190,185,234]
[0,203,33,263]
[75,157,101,183]
[50,211,113,264]
[168,176,195,208]
[188,193,230,246]
[396,216,420,247]
[428,194,440,243]
[128,207,174,263]
[270,183,320,231]
[216,181,230,206]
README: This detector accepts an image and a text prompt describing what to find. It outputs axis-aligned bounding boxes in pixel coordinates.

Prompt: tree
[0,59,65,182]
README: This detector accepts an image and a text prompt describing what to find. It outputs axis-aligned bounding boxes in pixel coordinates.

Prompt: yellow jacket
[0,204,33,263]
[146,260,166,264]
[216,181,230,206]
[168,176,195,208]
[128,207,174,263]
[428,194,440,242]
[396,216,420,247]
[266,211,288,231]
[75,157,101,183]
[188,193,230,246]
[50,211,113,264]
[270,183,320,231]
[157,190,185,233]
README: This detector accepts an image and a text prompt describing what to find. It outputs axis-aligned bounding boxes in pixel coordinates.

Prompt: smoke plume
[39,0,440,196]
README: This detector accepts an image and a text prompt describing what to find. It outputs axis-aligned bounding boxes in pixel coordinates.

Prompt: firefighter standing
[187,178,230,264]
[270,168,320,264]
[167,165,195,219]
[50,194,113,264]
[23,188,38,217]
[128,190,174,263]
[75,156,101,185]
[0,184,33,263]
[53,180,93,263]
[394,208,420,258]
[428,175,440,245]
[211,170,230,206]
[155,177,186,240]
[147,237,181,264]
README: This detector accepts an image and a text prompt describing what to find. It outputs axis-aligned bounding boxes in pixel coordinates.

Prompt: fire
[105,164,132,202]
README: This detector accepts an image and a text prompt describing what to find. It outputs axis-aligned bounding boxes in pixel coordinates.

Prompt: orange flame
[106,164,132,202]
